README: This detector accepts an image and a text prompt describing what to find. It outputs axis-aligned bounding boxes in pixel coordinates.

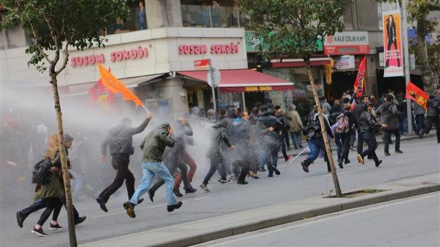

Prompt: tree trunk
[306,64,342,197]
[50,73,78,247]
[417,33,435,93]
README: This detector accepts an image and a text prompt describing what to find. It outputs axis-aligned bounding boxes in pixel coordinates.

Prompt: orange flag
[405,82,428,109]
[97,63,143,107]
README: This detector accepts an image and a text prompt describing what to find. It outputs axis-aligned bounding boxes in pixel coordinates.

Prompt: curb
[81,173,440,247]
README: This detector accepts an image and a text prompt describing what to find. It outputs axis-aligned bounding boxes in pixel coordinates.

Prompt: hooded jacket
[376,100,399,130]
[207,120,232,159]
[140,123,175,163]
[102,117,150,156]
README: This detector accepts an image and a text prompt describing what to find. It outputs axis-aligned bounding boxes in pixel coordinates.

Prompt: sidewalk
[81,172,440,247]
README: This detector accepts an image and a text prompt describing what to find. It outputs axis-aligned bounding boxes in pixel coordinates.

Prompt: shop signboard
[324,31,369,55]
[335,55,355,70]
[194,59,210,70]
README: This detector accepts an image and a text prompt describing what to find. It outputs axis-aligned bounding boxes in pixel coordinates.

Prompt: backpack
[306,114,322,139]
[336,115,350,134]
[32,158,52,185]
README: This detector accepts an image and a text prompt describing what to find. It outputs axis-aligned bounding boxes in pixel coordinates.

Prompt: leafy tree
[237,0,351,197]
[0,1,130,245]
[238,0,351,197]
[407,0,440,92]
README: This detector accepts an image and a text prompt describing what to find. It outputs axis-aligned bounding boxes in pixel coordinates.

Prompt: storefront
[178,69,294,111]
[323,31,374,100]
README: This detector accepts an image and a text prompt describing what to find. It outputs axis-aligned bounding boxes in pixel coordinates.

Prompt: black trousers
[340,133,351,162]
[421,115,440,143]
[36,198,63,226]
[360,132,380,164]
[383,128,401,153]
[19,197,62,224]
[233,160,251,182]
[98,155,135,203]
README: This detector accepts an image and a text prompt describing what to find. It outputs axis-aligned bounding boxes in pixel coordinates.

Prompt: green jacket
[140,123,175,163]
[34,150,67,200]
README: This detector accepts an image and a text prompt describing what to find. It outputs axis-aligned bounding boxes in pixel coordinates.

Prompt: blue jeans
[129,162,177,206]
[289,131,302,149]
[70,169,83,199]
[304,138,330,171]
[202,156,227,185]
[415,114,425,134]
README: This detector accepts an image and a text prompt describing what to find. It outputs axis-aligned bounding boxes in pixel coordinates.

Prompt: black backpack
[306,114,322,139]
[32,158,52,185]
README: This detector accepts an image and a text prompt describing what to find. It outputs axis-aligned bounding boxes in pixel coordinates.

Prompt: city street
[1,136,439,246]
[193,192,440,247]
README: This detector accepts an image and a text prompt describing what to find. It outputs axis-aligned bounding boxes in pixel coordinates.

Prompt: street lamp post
[401,0,414,135]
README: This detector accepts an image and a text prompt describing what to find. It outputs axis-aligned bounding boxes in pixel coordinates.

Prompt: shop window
[180,1,250,29]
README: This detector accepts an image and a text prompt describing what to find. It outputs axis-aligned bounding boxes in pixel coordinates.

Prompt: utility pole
[401,0,414,135]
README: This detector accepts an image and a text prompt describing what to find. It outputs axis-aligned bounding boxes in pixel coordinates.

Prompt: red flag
[353,56,366,98]
[405,82,428,109]
[97,63,143,106]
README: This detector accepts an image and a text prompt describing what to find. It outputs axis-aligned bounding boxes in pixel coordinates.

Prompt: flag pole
[141,105,149,113]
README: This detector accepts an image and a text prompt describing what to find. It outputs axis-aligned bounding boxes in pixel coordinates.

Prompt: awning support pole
[242,92,246,111]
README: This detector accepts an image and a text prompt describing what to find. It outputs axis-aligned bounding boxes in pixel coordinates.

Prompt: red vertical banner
[88,78,114,111]
[353,56,366,98]
[383,9,403,77]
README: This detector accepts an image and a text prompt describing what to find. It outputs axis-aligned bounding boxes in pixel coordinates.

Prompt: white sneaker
[200,183,210,192]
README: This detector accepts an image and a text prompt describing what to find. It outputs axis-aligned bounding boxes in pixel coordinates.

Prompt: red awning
[178,69,294,93]
[271,57,331,68]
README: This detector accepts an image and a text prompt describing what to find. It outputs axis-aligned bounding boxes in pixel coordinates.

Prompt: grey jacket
[376,101,399,130]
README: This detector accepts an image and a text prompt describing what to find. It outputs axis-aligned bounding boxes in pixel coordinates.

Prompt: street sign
[194,59,210,70]
[207,68,221,88]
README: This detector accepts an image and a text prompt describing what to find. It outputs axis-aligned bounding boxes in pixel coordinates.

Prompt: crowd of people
[10,87,440,237]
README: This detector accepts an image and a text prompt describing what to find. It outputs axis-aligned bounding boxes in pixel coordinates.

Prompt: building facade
[1,0,438,119]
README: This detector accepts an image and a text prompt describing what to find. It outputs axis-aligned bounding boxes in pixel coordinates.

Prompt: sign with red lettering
[324,32,369,55]
[179,42,239,55]
[194,59,210,70]
[70,46,149,67]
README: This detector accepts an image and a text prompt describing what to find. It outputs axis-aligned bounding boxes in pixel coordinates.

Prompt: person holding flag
[418,88,440,143]
[96,111,153,212]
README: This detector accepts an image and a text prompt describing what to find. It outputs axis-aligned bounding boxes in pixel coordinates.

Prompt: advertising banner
[383,10,404,77]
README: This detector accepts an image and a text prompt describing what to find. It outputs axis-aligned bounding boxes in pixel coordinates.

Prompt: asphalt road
[2,136,439,246]
[192,192,440,247]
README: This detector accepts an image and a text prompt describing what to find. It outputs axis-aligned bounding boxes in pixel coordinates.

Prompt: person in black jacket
[419,90,440,143]
[96,112,152,212]
[356,102,385,167]
[200,119,236,192]
[257,105,283,177]
[228,108,252,184]
[337,104,357,168]
[300,106,335,173]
